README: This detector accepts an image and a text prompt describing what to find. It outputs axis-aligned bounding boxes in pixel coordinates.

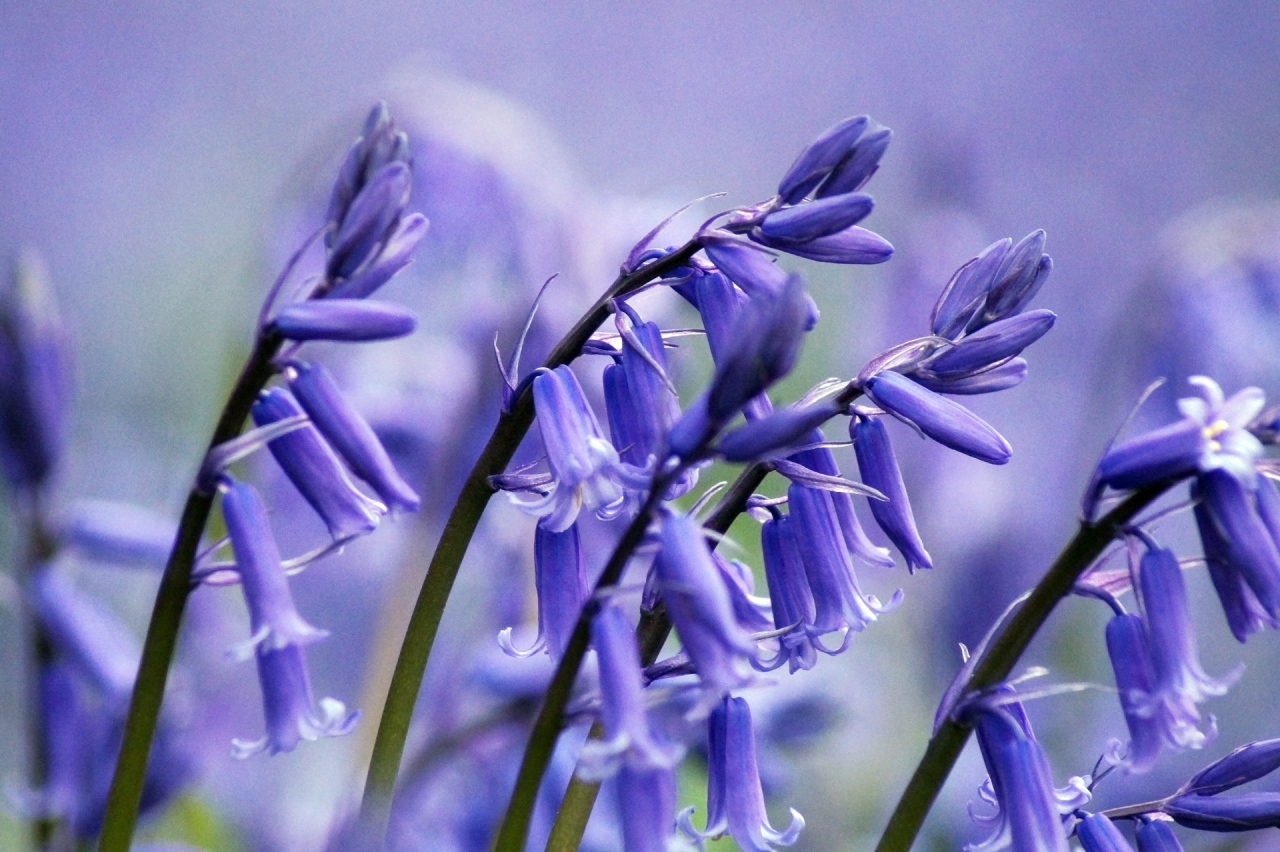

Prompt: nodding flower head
[1098,378,1265,491]
[517,365,634,532]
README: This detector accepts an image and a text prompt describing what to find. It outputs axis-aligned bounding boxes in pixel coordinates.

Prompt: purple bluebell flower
[680,696,803,852]
[1192,491,1279,641]
[1162,792,1280,832]
[1134,819,1183,852]
[232,643,360,758]
[966,702,1074,852]
[270,299,417,342]
[251,387,385,539]
[582,601,675,775]
[851,413,932,572]
[517,365,631,532]
[862,371,1012,464]
[776,115,872,204]
[693,270,773,422]
[58,499,176,568]
[713,553,775,635]
[789,439,893,568]
[326,101,411,238]
[980,229,1052,326]
[286,361,421,514]
[760,512,819,672]
[716,400,840,462]
[931,239,1014,339]
[220,479,328,657]
[1076,813,1136,852]
[1104,613,1162,773]
[1098,378,1265,491]
[756,192,874,244]
[756,225,894,265]
[911,358,1028,395]
[701,237,790,300]
[1194,469,1280,618]
[30,568,140,698]
[1136,545,1239,743]
[669,275,811,457]
[653,512,757,701]
[0,250,71,489]
[1178,737,1280,796]
[928,231,1051,340]
[787,484,900,640]
[616,764,679,852]
[501,523,588,659]
[921,309,1055,378]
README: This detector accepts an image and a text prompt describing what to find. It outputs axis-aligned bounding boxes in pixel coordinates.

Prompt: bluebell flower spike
[286,361,421,514]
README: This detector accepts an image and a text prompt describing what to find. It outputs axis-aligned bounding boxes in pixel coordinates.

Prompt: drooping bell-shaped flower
[1193,469,1280,619]
[518,365,630,532]
[680,696,804,852]
[251,387,385,540]
[501,523,588,660]
[653,512,757,701]
[0,250,71,490]
[760,512,819,672]
[616,763,679,852]
[789,438,893,568]
[286,361,421,514]
[1134,819,1184,852]
[232,643,360,758]
[1193,489,1279,642]
[220,479,328,657]
[862,371,1012,464]
[1104,613,1162,773]
[851,413,932,572]
[1075,813,1136,852]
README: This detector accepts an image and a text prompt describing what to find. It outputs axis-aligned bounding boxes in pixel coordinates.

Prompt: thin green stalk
[358,242,700,842]
[539,462,771,852]
[872,480,1175,852]
[98,333,282,852]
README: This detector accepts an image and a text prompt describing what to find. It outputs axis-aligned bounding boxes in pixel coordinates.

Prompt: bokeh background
[3,3,1280,850]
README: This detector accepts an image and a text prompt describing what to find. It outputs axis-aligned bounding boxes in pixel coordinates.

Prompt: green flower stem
[535,462,772,852]
[358,242,700,843]
[872,480,1175,852]
[99,332,283,852]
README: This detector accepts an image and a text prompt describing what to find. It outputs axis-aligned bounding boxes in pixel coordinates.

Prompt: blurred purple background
[3,3,1280,850]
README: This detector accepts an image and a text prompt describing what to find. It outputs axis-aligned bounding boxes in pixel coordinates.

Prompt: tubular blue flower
[220,479,328,657]
[931,239,1013,339]
[669,275,811,457]
[693,270,774,423]
[756,225,894,265]
[327,161,413,282]
[59,499,176,568]
[501,523,587,659]
[653,512,757,701]
[286,361,421,514]
[966,703,1072,852]
[912,358,1028,396]
[1192,492,1278,641]
[814,124,892,198]
[251,387,385,539]
[979,229,1051,327]
[1098,378,1265,491]
[324,212,429,301]
[269,299,417,342]
[519,365,631,532]
[862,371,1012,464]
[232,643,360,758]
[1076,813,1136,852]
[1134,819,1183,852]
[760,512,818,672]
[582,601,675,775]
[0,250,71,489]
[701,237,789,300]
[1162,792,1280,832]
[1104,613,1162,773]
[713,552,775,634]
[776,115,871,204]
[787,484,900,640]
[616,764,679,852]
[789,439,893,567]
[757,193,873,244]
[1178,737,1280,796]
[1194,469,1280,617]
[325,101,411,240]
[716,400,840,462]
[1137,546,1239,735]
[680,696,804,852]
[851,413,932,572]
[921,310,1056,377]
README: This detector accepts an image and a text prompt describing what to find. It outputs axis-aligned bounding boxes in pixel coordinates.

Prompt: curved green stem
[358,242,700,843]
[533,462,772,852]
[98,332,282,852]
[872,480,1175,852]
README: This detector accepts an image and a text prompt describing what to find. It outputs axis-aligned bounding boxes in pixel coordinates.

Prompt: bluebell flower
[270,299,418,342]
[788,438,893,568]
[1098,378,1265,491]
[919,309,1055,378]
[515,365,634,532]
[251,387,386,539]
[861,371,1012,464]
[653,512,757,701]
[1192,490,1279,641]
[58,499,176,568]
[1075,813,1136,852]
[581,601,676,776]
[787,484,900,640]
[1134,819,1184,852]
[965,700,1081,852]
[775,115,874,204]
[1162,791,1280,832]
[680,696,803,852]
[286,361,421,514]
[717,400,840,463]
[713,552,775,635]
[615,305,682,467]
[1193,469,1280,622]
[616,764,681,852]
[219,479,328,658]
[500,523,588,659]
[760,512,819,672]
[0,250,71,489]
[851,413,932,572]
[1177,737,1280,796]
[232,643,360,758]
[692,270,773,422]
[1104,613,1162,773]
[1135,545,1238,745]
[929,232,1051,339]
